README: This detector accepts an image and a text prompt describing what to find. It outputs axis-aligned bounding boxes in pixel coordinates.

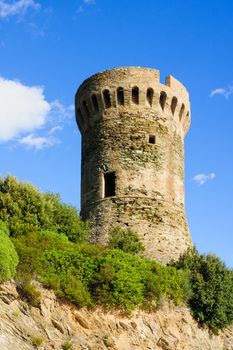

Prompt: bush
[0,175,89,242]
[108,226,145,255]
[31,337,43,348]
[91,250,146,309]
[0,221,18,282]
[91,249,189,310]
[12,230,70,278]
[144,262,192,306]
[20,282,41,307]
[62,341,72,350]
[173,247,233,333]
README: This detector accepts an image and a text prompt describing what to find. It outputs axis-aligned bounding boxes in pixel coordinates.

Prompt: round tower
[75,66,192,263]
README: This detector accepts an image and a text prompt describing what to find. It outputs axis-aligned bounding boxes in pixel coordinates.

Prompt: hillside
[0,281,232,350]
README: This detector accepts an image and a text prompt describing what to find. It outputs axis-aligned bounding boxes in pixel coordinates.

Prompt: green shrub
[0,175,89,242]
[20,282,41,307]
[32,336,43,348]
[173,247,233,333]
[62,341,72,350]
[91,249,189,310]
[0,221,18,282]
[13,230,71,278]
[144,262,192,306]
[108,226,145,255]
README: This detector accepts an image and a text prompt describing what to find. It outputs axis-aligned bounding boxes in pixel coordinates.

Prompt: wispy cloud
[192,173,216,185]
[19,134,59,150]
[210,85,233,99]
[0,77,73,150]
[0,0,40,19]
[76,0,96,14]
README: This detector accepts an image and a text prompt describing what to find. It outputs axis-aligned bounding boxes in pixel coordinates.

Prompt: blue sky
[0,0,232,266]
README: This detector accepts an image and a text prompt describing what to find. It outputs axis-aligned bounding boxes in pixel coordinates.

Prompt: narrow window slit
[147,88,154,106]
[103,89,111,108]
[171,97,177,115]
[92,94,99,112]
[159,91,167,111]
[117,87,124,105]
[104,172,116,198]
[179,103,185,120]
[132,86,139,104]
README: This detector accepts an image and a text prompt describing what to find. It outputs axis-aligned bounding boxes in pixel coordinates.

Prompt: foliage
[0,220,18,282]
[144,262,192,306]
[13,229,189,311]
[19,282,41,307]
[108,226,145,255]
[31,337,43,348]
[12,230,70,278]
[0,175,89,242]
[173,247,233,333]
[62,341,73,350]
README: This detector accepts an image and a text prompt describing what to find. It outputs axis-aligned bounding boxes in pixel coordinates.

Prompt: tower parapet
[75,66,192,264]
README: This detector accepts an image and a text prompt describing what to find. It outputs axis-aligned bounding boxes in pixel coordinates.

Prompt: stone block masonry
[75,66,192,264]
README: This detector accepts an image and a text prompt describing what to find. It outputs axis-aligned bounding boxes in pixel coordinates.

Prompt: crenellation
[75,66,192,264]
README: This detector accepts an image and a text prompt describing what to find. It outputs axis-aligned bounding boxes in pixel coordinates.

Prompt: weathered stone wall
[75,66,192,263]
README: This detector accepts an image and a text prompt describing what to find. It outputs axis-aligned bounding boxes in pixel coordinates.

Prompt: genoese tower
[75,67,192,263]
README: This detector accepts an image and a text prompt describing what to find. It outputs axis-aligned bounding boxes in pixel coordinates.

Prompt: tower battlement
[75,66,192,264]
[76,67,191,136]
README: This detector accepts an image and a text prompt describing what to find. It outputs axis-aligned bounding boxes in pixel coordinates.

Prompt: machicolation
[75,66,192,264]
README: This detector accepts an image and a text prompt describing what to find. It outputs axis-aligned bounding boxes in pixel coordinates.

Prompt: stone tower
[75,67,192,263]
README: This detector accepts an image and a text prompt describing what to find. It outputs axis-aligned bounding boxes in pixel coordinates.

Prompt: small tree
[173,247,233,333]
[108,226,145,255]
[0,221,18,282]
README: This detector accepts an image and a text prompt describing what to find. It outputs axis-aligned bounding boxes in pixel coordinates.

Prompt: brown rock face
[75,66,192,263]
[0,282,232,350]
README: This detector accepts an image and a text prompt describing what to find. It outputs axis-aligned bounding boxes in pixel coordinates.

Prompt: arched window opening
[92,94,99,112]
[147,88,154,106]
[117,87,124,106]
[103,89,111,108]
[132,86,139,104]
[159,91,167,111]
[171,97,177,115]
[186,111,190,117]
[179,103,185,120]
[82,101,90,117]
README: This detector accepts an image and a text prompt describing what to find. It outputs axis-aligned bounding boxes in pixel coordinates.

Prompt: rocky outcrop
[0,282,232,350]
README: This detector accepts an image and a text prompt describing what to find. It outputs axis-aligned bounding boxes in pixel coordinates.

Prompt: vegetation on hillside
[0,175,232,333]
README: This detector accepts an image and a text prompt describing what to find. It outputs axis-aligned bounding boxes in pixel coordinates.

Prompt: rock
[51,319,65,334]
[0,282,231,350]
[74,311,90,329]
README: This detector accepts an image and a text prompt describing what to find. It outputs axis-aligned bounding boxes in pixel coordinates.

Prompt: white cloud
[0,77,50,141]
[210,85,233,99]
[0,77,74,150]
[193,173,216,185]
[19,134,59,150]
[0,0,40,18]
[50,100,74,119]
